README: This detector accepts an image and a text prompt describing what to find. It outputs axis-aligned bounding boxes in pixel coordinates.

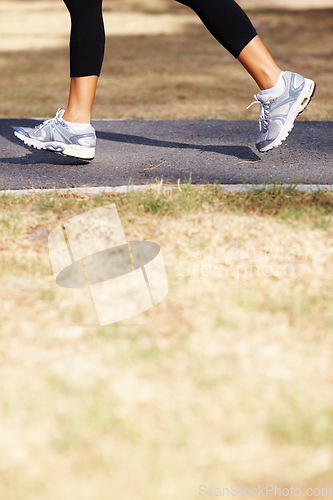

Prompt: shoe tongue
[56,108,65,119]
[257,93,270,103]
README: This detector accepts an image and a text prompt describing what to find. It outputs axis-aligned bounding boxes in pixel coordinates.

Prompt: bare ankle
[260,69,282,91]
[62,110,91,124]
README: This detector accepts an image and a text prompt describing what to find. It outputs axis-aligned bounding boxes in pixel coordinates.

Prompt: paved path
[0,119,332,189]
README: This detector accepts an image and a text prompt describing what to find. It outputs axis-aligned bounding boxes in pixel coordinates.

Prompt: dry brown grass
[0,0,332,120]
[0,187,333,499]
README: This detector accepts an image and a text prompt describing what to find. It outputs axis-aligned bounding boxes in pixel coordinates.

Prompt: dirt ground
[243,0,333,8]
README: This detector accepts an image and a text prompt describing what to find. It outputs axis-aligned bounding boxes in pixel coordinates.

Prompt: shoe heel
[62,146,95,160]
[298,80,316,113]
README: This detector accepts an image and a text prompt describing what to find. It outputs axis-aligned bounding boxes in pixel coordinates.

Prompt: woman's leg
[63,76,99,124]
[176,0,281,90]
[13,0,104,160]
[62,0,105,123]
[176,0,315,152]
[237,36,282,91]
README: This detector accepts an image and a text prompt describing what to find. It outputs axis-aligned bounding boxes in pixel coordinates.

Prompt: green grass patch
[267,405,333,447]
[1,184,333,230]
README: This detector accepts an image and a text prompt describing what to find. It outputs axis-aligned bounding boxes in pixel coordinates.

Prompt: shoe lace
[247,95,270,132]
[35,117,53,131]
[35,109,63,131]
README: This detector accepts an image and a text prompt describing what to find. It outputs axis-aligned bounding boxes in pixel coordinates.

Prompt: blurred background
[0,0,332,120]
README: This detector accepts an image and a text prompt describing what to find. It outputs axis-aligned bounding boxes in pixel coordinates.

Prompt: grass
[0,186,333,498]
[267,404,333,446]
[0,211,23,234]
[2,182,333,222]
[0,0,332,120]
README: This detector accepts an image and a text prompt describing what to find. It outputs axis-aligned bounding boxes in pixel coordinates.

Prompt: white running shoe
[14,109,96,160]
[248,71,316,152]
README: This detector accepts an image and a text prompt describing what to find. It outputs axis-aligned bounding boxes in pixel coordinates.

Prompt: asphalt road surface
[0,119,332,189]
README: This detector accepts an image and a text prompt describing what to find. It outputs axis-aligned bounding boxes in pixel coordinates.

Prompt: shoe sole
[257,78,316,153]
[14,132,95,161]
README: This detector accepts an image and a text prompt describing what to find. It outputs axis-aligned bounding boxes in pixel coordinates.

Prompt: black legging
[63,0,257,78]
[63,0,105,78]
